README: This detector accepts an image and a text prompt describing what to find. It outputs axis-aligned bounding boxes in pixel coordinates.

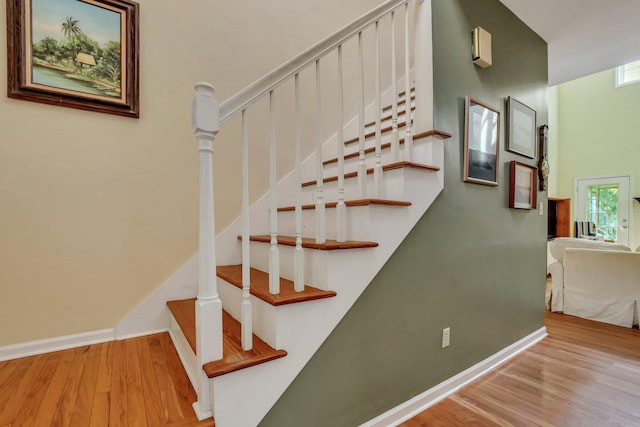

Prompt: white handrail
[219,0,409,124]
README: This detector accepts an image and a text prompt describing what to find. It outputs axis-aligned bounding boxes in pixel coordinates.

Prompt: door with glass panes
[575,175,631,246]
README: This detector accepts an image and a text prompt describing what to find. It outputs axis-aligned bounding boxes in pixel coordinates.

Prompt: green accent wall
[551,68,640,248]
[260,0,548,425]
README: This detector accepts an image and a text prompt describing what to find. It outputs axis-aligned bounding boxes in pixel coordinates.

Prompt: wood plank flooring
[0,333,214,426]
[403,311,640,426]
[1,311,639,426]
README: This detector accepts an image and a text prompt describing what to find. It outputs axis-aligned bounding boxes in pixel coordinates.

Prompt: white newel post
[412,0,434,133]
[191,82,223,420]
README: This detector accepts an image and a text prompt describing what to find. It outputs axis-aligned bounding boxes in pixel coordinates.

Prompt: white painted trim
[361,327,548,427]
[0,328,116,362]
[114,328,169,341]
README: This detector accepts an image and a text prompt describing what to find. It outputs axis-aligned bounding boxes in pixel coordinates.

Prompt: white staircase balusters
[412,0,434,133]
[357,31,367,199]
[390,10,400,162]
[241,109,253,351]
[404,3,414,161]
[183,1,438,421]
[374,20,383,197]
[315,60,326,244]
[294,73,305,292]
[269,90,280,295]
[191,82,223,420]
[336,45,347,243]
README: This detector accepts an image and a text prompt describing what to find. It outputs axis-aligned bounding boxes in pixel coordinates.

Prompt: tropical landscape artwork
[29,0,124,101]
[7,0,140,117]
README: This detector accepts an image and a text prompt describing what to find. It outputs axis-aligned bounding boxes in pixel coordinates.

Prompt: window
[615,60,640,87]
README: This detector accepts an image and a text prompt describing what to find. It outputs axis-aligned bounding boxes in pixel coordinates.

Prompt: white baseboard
[0,328,116,362]
[361,326,548,427]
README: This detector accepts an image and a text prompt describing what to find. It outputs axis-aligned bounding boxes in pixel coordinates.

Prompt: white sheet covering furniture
[548,238,634,326]
[563,248,640,327]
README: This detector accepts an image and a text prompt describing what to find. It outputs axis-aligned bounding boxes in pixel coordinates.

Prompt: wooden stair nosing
[277,198,411,212]
[323,129,452,166]
[217,264,336,306]
[301,161,440,188]
[166,298,287,379]
[241,235,378,250]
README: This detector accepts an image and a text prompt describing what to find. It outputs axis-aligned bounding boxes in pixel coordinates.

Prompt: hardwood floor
[1,312,638,426]
[0,333,214,426]
[402,311,640,427]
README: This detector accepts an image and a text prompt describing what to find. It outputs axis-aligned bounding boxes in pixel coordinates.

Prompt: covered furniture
[548,237,639,327]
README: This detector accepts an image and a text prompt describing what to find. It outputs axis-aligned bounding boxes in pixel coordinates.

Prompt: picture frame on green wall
[506,97,536,158]
[464,96,500,186]
[509,161,538,209]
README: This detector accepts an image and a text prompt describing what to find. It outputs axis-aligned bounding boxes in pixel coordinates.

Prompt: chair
[574,221,600,240]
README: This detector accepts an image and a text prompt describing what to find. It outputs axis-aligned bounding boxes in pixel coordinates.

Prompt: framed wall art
[506,97,536,158]
[509,161,538,209]
[6,0,140,118]
[464,96,500,186]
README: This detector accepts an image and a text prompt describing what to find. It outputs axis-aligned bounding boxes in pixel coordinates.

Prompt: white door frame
[574,174,634,247]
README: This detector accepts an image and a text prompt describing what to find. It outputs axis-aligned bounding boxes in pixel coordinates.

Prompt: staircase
[165,1,450,425]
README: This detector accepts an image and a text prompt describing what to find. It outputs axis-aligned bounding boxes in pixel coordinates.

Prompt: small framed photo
[506,97,536,158]
[464,96,500,186]
[7,0,140,118]
[509,161,537,209]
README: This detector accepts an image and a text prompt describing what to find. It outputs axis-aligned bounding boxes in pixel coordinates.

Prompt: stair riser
[277,204,375,241]
[246,241,382,290]
[217,277,280,347]
[217,277,341,349]
[298,165,428,206]
[277,202,416,242]
[168,313,199,391]
[322,136,435,177]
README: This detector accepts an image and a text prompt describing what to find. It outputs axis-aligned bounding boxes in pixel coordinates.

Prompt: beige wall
[550,67,640,248]
[0,0,385,346]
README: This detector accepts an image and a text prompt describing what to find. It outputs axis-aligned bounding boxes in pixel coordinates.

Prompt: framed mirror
[464,96,500,186]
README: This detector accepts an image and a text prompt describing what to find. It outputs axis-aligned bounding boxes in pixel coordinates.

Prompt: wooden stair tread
[167,299,198,354]
[277,198,411,212]
[204,310,287,378]
[217,265,337,306]
[302,161,440,187]
[166,299,287,378]
[323,129,452,166]
[243,235,378,250]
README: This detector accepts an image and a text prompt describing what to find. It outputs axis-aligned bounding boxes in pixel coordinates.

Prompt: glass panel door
[576,175,631,246]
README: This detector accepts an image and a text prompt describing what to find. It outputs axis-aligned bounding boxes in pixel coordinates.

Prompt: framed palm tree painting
[7,0,139,118]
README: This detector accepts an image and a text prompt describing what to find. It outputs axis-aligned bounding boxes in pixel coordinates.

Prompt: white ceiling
[499,0,640,86]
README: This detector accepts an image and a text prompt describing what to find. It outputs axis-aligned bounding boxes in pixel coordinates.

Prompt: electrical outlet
[442,327,450,348]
